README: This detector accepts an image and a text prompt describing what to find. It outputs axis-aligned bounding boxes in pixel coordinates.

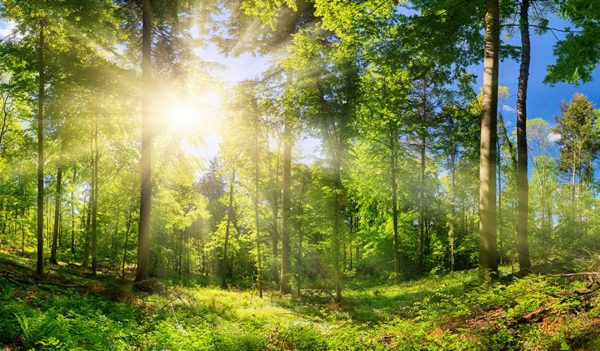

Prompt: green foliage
[1,259,599,350]
[546,1,600,84]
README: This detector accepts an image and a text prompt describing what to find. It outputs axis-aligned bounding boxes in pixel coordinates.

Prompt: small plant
[14,312,32,342]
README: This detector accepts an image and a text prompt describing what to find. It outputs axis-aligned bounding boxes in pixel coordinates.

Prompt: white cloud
[502,104,516,113]
[0,21,16,38]
[548,132,561,142]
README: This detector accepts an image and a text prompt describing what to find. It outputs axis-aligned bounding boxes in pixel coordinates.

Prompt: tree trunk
[296,219,303,297]
[20,208,25,257]
[450,154,456,272]
[91,118,99,275]
[70,166,76,255]
[136,0,153,283]
[295,177,307,297]
[122,209,133,280]
[479,0,500,280]
[389,127,400,281]
[254,166,263,298]
[280,116,292,294]
[333,159,343,302]
[46,196,51,244]
[516,0,532,274]
[497,134,503,263]
[348,216,353,271]
[36,20,45,276]
[418,139,426,275]
[178,229,183,284]
[270,149,280,282]
[221,169,235,289]
[50,167,62,264]
[81,190,92,267]
[255,153,263,298]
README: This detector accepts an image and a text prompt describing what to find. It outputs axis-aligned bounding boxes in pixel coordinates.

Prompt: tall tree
[136,0,153,283]
[516,0,532,274]
[221,167,235,289]
[90,117,100,275]
[554,94,598,195]
[36,20,45,276]
[280,114,292,293]
[479,0,500,280]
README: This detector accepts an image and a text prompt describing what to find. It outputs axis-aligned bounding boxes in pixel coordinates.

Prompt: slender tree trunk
[178,229,183,284]
[389,128,400,281]
[348,216,353,270]
[91,118,99,275]
[417,82,427,275]
[333,158,343,302]
[122,209,133,280]
[50,167,62,264]
[81,191,92,267]
[418,140,425,275]
[280,116,292,294]
[271,150,280,269]
[70,167,76,255]
[36,20,45,276]
[296,219,303,297]
[20,208,25,256]
[254,164,263,298]
[221,169,235,289]
[46,196,51,244]
[497,135,503,263]
[479,0,500,280]
[516,0,532,274]
[58,208,63,250]
[185,228,191,283]
[136,0,153,283]
[295,178,306,297]
[450,154,456,272]
[254,151,264,298]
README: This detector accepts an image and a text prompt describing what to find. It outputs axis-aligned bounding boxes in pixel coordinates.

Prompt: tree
[49,163,62,264]
[36,19,45,276]
[280,113,292,293]
[515,0,532,275]
[527,118,558,249]
[479,0,500,280]
[90,117,100,275]
[136,0,153,283]
[554,94,598,196]
[1,0,119,276]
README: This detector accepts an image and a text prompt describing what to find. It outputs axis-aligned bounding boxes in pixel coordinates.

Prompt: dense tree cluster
[0,0,598,302]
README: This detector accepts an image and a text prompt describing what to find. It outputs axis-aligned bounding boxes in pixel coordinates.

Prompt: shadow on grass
[274,271,479,324]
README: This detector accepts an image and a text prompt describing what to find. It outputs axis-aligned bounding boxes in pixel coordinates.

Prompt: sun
[169,99,197,130]
[165,91,225,132]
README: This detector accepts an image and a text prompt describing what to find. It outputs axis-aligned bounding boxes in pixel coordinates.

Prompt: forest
[0,0,599,350]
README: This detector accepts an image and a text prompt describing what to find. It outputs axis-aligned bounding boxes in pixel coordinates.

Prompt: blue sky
[473,16,600,132]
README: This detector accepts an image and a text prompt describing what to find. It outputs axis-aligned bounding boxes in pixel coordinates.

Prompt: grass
[0,252,599,350]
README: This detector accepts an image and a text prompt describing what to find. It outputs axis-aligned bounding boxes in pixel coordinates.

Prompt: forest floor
[1,251,599,350]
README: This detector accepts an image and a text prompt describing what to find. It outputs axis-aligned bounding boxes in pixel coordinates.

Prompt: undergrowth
[0,254,598,350]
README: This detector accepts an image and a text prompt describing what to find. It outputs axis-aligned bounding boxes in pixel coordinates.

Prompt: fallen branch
[522,306,552,321]
[552,272,600,277]
[574,282,600,295]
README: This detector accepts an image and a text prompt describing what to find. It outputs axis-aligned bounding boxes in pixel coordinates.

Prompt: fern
[14,313,31,342]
